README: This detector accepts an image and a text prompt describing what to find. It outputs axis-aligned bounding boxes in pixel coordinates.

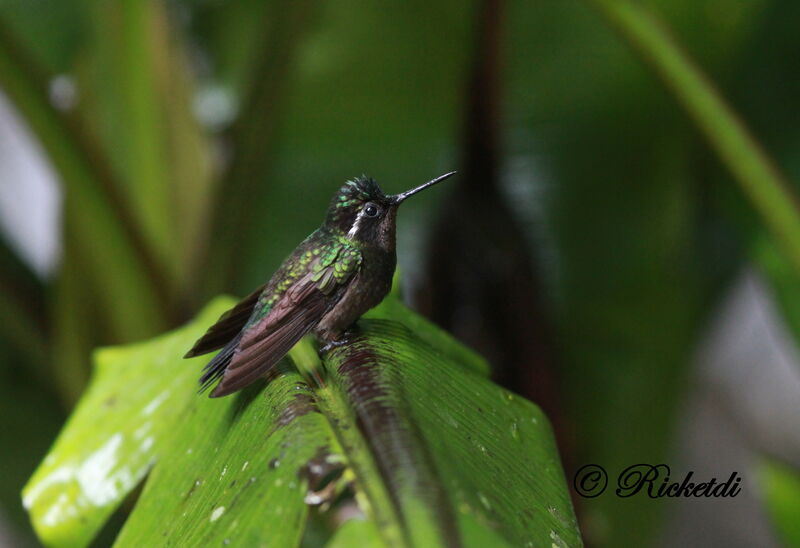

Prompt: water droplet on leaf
[210,506,225,522]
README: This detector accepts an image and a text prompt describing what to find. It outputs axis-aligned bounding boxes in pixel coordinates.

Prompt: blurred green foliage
[0,0,799,546]
[760,459,800,547]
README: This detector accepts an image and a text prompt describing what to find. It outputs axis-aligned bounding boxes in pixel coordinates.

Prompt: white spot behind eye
[347,210,366,238]
[347,203,381,238]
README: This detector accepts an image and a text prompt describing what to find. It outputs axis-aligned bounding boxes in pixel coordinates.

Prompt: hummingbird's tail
[184,285,264,358]
[198,334,241,394]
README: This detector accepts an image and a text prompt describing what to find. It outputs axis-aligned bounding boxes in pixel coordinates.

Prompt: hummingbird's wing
[205,244,362,397]
[183,285,265,358]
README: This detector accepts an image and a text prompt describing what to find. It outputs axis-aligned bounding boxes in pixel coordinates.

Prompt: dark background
[0,0,799,546]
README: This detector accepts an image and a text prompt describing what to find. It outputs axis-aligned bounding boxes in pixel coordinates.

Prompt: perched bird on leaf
[185,172,455,397]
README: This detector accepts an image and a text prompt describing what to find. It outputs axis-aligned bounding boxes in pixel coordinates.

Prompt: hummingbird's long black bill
[392,171,457,204]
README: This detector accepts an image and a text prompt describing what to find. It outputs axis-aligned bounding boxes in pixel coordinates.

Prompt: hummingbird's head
[325,172,456,249]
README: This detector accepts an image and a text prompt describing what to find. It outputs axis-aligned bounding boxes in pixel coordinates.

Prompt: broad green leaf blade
[114,364,339,548]
[320,314,581,548]
[22,297,236,547]
[326,517,383,548]
[25,295,580,547]
[759,459,800,547]
[366,298,489,378]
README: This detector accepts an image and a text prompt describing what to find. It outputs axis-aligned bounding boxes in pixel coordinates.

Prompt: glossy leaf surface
[24,296,580,547]
[23,298,236,547]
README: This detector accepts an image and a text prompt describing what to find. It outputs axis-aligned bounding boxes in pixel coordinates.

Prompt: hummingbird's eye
[363,203,380,217]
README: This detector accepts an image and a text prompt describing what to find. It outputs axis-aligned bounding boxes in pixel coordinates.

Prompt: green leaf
[316,316,580,547]
[115,359,337,548]
[759,459,800,547]
[24,296,580,547]
[326,517,384,548]
[22,297,236,547]
[586,0,800,274]
[83,0,214,294]
[506,3,757,544]
[0,18,170,341]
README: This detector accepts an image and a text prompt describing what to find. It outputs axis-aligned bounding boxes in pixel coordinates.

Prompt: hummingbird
[185,171,456,397]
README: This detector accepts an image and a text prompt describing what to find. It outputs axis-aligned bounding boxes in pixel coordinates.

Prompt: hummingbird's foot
[319,338,350,354]
[318,327,360,354]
